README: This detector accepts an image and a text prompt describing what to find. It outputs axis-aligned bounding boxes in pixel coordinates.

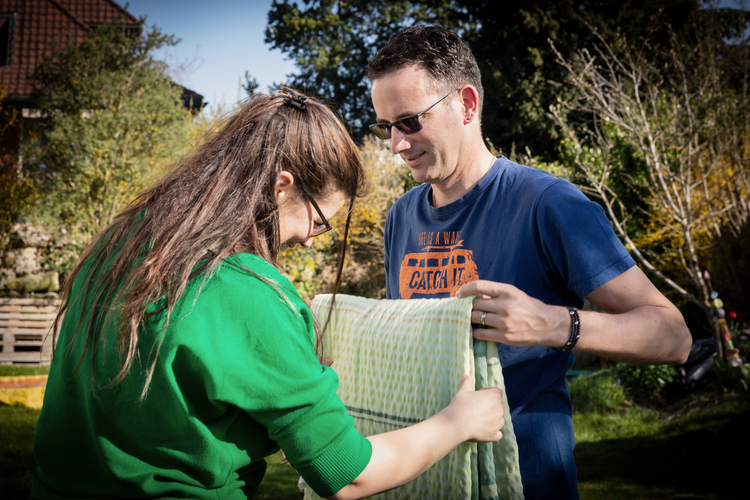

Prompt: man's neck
[430,148,496,208]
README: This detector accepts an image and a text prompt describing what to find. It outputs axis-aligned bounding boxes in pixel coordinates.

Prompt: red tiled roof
[55,0,138,26]
[0,0,140,101]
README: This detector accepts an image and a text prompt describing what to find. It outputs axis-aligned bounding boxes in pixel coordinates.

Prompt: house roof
[55,0,138,26]
[0,0,140,102]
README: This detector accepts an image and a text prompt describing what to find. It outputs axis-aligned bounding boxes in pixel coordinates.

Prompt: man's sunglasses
[369,88,459,140]
[297,180,333,237]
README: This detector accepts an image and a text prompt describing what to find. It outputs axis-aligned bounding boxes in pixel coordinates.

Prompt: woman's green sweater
[31,253,372,499]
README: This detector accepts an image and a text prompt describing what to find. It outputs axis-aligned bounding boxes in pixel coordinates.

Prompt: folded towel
[304,294,523,500]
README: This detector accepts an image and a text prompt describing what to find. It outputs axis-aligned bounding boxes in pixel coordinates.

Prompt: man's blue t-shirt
[384,157,635,499]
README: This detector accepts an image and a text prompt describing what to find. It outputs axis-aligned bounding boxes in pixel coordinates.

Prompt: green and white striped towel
[304,294,524,500]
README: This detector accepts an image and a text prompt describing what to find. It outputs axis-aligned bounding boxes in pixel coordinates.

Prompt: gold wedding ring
[480,311,487,327]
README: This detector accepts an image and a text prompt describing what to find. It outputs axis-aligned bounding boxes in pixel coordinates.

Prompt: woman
[31,90,505,500]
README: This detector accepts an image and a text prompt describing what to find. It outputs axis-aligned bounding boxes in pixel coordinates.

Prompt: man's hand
[457,268,692,365]
[456,280,569,348]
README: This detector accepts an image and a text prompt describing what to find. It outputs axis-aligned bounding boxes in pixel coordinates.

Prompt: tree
[550,13,750,345]
[265,0,470,137]
[242,71,260,96]
[461,0,703,160]
[265,0,706,157]
[26,25,192,242]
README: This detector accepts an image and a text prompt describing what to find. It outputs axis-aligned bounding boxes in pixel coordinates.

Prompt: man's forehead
[371,69,444,121]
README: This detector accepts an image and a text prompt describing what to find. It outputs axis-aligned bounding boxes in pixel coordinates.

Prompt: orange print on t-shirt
[398,241,479,299]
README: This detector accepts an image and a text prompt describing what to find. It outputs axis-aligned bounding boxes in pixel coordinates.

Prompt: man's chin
[407,163,431,183]
[409,168,441,185]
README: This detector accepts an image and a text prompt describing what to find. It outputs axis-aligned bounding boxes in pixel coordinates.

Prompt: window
[0,13,16,68]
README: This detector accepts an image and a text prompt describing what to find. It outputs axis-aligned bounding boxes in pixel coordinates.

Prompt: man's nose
[390,127,411,155]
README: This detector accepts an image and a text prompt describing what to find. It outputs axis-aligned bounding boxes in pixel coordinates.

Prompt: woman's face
[277,173,347,248]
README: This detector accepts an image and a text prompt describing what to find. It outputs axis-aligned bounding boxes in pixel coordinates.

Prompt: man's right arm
[456,268,691,366]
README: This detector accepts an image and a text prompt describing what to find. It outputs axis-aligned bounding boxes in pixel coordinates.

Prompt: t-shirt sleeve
[535,179,636,299]
[176,271,372,497]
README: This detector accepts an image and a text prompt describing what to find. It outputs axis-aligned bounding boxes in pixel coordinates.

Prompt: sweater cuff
[295,426,372,498]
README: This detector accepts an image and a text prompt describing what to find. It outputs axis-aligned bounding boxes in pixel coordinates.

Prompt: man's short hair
[367,24,483,109]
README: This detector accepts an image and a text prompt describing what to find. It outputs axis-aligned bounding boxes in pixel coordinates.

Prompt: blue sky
[123,0,297,110]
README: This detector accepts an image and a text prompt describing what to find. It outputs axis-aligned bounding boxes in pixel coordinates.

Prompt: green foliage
[0,405,41,499]
[613,363,677,397]
[707,358,750,393]
[243,71,261,96]
[0,162,35,251]
[735,326,750,361]
[0,87,35,250]
[265,0,713,158]
[552,7,750,324]
[567,372,627,414]
[486,137,571,180]
[36,238,86,282]
[25,25,193,243]
[557,123,651,237]
[266,0,471,137]
[470,0,717,161]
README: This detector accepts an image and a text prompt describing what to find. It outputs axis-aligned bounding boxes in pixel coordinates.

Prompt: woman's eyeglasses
[369,88,459,140]
[296,181,332,237]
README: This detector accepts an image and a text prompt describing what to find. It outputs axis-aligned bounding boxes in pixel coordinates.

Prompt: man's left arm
[457,266,692,365]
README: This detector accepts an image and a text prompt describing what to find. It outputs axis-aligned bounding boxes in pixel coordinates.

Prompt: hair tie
[283,94,308,111]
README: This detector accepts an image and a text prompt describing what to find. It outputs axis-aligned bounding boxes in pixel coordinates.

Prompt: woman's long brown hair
[53,89,365,399]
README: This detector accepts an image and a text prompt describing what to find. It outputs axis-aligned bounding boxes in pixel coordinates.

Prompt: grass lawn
[0,404,41,499]
[2,364,747,499]
[574,394,749,499]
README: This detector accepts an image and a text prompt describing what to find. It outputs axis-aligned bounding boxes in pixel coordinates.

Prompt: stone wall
[1,224,60,297]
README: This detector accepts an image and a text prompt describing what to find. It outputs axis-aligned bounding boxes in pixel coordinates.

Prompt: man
[367,24,691,499]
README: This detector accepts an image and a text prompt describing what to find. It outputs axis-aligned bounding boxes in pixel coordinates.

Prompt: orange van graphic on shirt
[398,241,479,299]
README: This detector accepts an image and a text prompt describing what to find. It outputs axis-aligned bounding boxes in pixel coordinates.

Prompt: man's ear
[459,86,480,124]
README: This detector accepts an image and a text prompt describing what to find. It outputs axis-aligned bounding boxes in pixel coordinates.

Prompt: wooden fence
[0,298,60,365]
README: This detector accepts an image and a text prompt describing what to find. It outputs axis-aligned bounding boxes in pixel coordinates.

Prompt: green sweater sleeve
[169,254,372,496]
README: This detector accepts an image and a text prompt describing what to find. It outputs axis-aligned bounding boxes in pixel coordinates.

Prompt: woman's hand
[318,356,334,367]
[329,374,505,500]
[443,374,504,443]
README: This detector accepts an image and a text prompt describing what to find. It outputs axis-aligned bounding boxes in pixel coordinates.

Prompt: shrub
[26,25,193,245]
[707,358,750,393]
[613,363,677,397]
[567,372,627,414]
[0,86,36,251]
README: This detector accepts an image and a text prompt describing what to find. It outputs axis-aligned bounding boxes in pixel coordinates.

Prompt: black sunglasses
[296,180,332,237]
[369,88,460,140]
